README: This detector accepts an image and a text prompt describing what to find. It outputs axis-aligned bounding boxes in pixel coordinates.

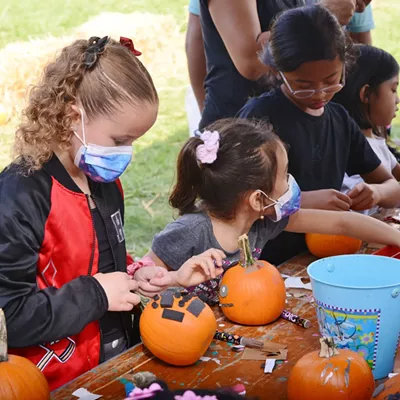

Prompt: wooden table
[52,245,399,400]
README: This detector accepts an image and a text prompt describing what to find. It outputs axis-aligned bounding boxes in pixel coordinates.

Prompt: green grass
[373,0,400,136]
[0,0,187,48]
[0,0,399,256]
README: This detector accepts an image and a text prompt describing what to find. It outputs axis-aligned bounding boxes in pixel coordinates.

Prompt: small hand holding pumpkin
[348,182,381,211]
[94,272,140,311]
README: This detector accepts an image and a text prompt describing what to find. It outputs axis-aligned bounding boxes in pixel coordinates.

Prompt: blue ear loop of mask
[259,174,302,222]
[73,108,133,183]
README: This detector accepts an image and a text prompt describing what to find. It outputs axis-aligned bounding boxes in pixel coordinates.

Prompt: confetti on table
[264,359,276,374]
[284,277,312,290]
[72,388,102,400]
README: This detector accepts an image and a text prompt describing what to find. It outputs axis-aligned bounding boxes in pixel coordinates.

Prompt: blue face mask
[73,109,133,183]
[260,174,301,222]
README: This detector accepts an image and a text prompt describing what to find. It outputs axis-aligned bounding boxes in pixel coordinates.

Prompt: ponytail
[169,118,282,220]
[169,137,204,215]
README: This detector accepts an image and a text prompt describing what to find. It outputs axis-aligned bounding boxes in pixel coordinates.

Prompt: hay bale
[0,11,186,123]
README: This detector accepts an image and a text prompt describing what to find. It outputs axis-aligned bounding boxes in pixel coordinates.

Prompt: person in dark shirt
[198,0,359,130]
[238,5,400,265]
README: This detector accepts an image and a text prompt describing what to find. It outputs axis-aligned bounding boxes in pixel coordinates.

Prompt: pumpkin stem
[319,337,339,358]
[238,234,255,268]
[0,309,8,362]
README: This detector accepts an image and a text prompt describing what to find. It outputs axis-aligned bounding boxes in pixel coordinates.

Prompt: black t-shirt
[238,88,381,264]
[199,0,305,129]
[92,209,125,343]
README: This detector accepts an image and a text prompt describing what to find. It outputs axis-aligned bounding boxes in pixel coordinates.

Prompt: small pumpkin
[372,373,400,400]
[140,291,216,366]
[287,337,375,400]
[306,233,362,258]
[218,234,286,325]
[0,309,50,400]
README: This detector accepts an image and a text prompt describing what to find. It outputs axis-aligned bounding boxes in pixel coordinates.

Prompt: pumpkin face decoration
[287,337,375,400]
[306,233,362,258]
[219,234,286,325]
[140,291,217,366]
[373,373,400,400]
[0,309,50,400]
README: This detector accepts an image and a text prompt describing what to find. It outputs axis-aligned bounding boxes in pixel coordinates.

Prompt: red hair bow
[120,37,142,56]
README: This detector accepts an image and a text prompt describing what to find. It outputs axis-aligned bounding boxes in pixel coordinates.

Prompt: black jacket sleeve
[0,168,108,348]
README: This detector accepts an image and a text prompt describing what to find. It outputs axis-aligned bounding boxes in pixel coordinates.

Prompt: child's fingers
[210,249,226,266]
[139,280,167,293]
[203,248,226,266]
[200,256,218,279]
[194,258,212,278]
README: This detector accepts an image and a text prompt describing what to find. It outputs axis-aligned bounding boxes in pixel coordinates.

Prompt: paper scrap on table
[284,277,312,291]
[286,289,310,299]
[200,356,221,365]
[72,388,102,400]
[242,341,287,361]
[389,373,399,378]
[264,359,276,374]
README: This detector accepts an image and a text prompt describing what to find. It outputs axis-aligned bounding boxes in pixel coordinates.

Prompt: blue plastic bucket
[307,254,400,379]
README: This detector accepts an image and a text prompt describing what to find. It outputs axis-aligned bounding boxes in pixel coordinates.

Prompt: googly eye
[219,284,228,298]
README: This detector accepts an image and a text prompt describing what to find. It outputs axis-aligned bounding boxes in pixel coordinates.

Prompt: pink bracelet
[127,256,156,277]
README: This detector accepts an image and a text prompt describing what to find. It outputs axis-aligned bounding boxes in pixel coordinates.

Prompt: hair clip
[196,130,220,165]
[120,37,142,56]
[85,36,110,69]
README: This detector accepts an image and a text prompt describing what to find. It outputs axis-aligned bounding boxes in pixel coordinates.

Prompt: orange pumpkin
[140,291,216,366]
[0,309,50,400]
[287,337,375,400]
[218,234,286,325]
[373,373,400,399]
[306,233,362,258]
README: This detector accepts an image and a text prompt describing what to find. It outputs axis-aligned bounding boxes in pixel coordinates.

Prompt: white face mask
[73,108,133,183]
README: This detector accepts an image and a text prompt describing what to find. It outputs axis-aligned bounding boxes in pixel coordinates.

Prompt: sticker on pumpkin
[315,300,380,369]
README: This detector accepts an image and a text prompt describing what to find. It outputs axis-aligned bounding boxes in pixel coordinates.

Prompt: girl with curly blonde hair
[0,36,222,390]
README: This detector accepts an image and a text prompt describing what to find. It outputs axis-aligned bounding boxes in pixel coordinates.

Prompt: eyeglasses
[279,66,345,99]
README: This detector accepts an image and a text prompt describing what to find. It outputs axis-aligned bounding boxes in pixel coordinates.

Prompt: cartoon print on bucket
[316,300,381,369]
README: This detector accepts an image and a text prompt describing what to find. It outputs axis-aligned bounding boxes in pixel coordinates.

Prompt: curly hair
[14,37,158,173]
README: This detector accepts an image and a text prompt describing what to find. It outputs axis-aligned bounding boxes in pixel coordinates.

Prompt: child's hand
[320,0,355,25]
[94,272,141,311]
[174,249,226,288]
[348,182,381,210]
[302,189,352,211]
[134,266,170,297]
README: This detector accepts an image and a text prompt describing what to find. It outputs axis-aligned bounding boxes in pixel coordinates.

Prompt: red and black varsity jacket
[0,155,137,390]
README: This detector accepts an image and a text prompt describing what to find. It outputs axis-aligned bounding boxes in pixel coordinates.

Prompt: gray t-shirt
[152,212,288,270]
[152,212,288,305]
